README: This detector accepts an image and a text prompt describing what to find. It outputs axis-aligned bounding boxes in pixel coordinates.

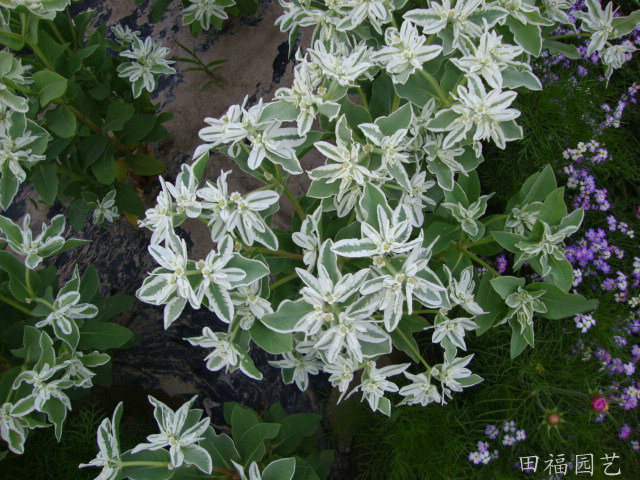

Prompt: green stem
[544,32,591,41]
[65,8,78,48]
[419,69,450,107]
[468,236,496,248]
[270,272,298,290]
[2,79,37,96]
[56,166,95,184]
[0,29,23,41]
[118,461,170,467]
[282,185,306,221]
[27,41,54,70]
[33,297,56,311]
[356,86,368,110]
[460,249,500,277]
[253,247,303,261]
[395,327,431,371]
[25,268,34,297]
[391,93,400,112]
[47,20,71,52]
[65,105,132,156]
[0,294,34,316]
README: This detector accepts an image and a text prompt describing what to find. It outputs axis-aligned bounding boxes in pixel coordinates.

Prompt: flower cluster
[469,421,527,466]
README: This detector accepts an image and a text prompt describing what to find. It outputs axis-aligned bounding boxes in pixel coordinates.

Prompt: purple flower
[619,424,632,440]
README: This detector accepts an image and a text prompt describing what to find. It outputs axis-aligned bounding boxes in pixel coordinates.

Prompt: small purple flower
[619,424,632,440]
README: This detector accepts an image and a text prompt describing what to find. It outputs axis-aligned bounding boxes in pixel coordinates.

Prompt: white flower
[432,353,476,400]
[602,42,636,77]
[111,24,141,45]
[92,190,119,225]
[138,177,175,245]
[360,245,448,331]
[314,303,388,363]
[442,193,493,238]
[269,351,322,391]
[0,130,46,208]
[275,58,341,135]
[292,204,322,270]
[399,170,436,227]
[430,314,478,350]
[1,0,70,19]
[0,402,30,454]
[398,371,442,406]
[183,0,232,30]
[309,119,373,200]
[445,266,484,315]
[430,74,521,149]
[35,289,98,342]
[195,235,247,323]
[131,396,212,473]
[500,287,546,333]
[226,190,280,248]
[347,362,409,415]
[371,20,442,84]
[0,51,31,113]
[166,164,202,218]
[359,123,413,191]
[79,402,123,480]
[231,280,273,328]
[451,28,525,89]
[324,355,360,400]
[0,213,66,269]
[185,327,246,374]
[332,205,423,258]
[13,362,73,412]
[336,0,393,33]
[308,41,373,87]
[117,36,176,98]
[573,0,615,56]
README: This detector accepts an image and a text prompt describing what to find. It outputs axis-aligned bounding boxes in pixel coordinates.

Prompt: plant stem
[419,69,450,107]
[460,248,500,276]
[118,461,170,467]
[65,8,78,48]
[468,236,496,248]
[33,297,56,311]
[65,105,132,155]
[545,32,591,41]
[0,294,34,316]
[2,79,37,96]
[392,93,400,112]
[25,268,34,297]
[356,86,368,110]
[282,185,306,221]
[395,327,431,371]
[27,41,54,70]
[253,247,303,261]
[270,272,298,290]
[47,20,71,53]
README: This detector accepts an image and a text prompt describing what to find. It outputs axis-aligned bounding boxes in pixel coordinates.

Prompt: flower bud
[546,413,561,425]
[591,395,609,413]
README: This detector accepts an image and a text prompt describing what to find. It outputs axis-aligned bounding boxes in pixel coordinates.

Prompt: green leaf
[369,72,394,119]
[475,273,504,335]
[509,319,529,359]
[93,295,134,321]
[91,144,117,185]
[262,299,312,333]
[121,449,172,480]
[45,106,77,138]
[390,316,428,363]
[263,458,296,480]
[30,162,59,205]
[33,71,68,107]
[119,114,159,145]
[78,319,133,350]
[490,276,525,299]
[79,266,100,302]
[200,427,240,470]
[505,17,541,56]
[124,154,165,176]
[43,397,67,441]
[273,413,321,456]
[115,182,144,216]
[527,283,597,319]
[0,251,34,301]
[612,10,640,36]
[537,187,567,225]
[104,101,135,132]
[339,98,370,134]
[302,451,334,480]
[375,102,412,136]
[250,321,293,354]
[226,255,270,287]
[151,0,174,21]
[542,40,581,59]
[237,423,280,465]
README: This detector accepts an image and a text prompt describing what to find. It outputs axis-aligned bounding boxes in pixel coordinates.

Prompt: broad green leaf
[33,70,68,107]
[45,106,77,138]
[261,299,313,333]
[250,320,293,354]
[78,319,133,350]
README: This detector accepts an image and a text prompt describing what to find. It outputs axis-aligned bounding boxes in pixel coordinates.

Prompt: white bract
[117,36,176,98]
